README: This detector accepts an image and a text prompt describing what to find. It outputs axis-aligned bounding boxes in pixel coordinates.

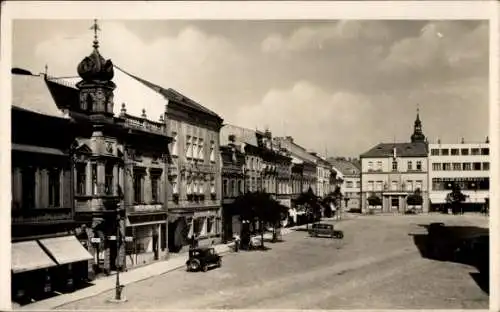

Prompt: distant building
[328,158,361,212]
[360,110,429,213]
[428,140,490,212]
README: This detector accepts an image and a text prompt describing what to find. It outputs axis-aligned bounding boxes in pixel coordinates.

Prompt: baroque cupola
[410,105,426,143]
[76,19,116,116]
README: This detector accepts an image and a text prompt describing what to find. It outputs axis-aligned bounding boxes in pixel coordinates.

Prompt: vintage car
[186,247,222,272]
[309,223,344,239]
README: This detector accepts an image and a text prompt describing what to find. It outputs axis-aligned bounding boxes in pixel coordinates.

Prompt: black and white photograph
[1,1,498,311]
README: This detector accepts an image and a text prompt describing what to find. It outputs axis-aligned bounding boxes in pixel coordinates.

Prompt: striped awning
[12,240,57,273]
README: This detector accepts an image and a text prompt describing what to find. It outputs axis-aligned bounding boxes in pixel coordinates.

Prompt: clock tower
[76,19,116,118]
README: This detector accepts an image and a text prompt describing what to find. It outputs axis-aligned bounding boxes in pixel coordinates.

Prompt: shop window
[105,163,114,195]
[48,168,61,207]
[22,166,36,209]
[76,163,86,195]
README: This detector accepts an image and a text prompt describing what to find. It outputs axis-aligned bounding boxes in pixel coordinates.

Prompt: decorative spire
[411,104,426,143]
[90,19,100,50]
[120,103,127,116]
[141,108,147,119]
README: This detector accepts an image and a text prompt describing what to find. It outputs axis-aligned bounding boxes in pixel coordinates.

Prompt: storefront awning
[12,240,57,273]
[38,236,93,265]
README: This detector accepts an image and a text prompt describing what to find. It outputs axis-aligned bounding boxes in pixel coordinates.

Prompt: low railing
[123,115,166,134]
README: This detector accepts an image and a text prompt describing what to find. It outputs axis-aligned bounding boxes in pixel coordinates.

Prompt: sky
[12,19,489,157]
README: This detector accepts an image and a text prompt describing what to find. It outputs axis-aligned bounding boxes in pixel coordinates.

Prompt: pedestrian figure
[233,233,240,252]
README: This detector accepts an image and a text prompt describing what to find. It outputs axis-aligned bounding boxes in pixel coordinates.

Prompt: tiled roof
[328,159,361,176]
[360,142,428,158]
[12,71,69,119]
[220,124,259,146]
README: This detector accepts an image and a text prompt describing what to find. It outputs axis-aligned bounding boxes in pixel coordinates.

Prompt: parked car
[186,247,222,272]
[309,223,344,239]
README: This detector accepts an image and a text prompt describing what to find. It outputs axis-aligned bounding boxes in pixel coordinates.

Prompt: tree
[331,186,343,220]
[406,188,423,212]
[367,194,382,213]
[445,183,467,214]
[296,187,321,229]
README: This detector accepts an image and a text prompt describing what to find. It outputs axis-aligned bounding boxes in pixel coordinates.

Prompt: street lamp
[109,202,127,303]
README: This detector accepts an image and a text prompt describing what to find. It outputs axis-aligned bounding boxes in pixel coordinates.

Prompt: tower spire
[411,104,426,143]
[90,19,101,50]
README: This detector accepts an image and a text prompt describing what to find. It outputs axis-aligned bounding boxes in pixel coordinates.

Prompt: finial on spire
[44,64,48,76]
[90,19,101,50]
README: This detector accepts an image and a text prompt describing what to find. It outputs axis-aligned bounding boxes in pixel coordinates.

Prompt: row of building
[358,110,490,214]
[10,24,345,303]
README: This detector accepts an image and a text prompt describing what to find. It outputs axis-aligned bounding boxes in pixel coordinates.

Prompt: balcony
[12,207,72,224]
[122,114,166,135]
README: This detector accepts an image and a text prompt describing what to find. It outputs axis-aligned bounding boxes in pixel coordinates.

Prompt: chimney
[461,137,465,144]
[486,136,489,143]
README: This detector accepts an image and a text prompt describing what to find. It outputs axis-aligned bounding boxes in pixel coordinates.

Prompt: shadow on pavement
[409,223,489,294]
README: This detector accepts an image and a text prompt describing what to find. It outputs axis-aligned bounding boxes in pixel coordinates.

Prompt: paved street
[57,214,488,310]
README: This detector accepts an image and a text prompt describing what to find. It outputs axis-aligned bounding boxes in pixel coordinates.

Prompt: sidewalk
[17,222,318,311]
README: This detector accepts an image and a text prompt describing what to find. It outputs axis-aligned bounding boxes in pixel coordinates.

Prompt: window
[230,180,236,196]
[406,181,413,191]
[451,149,459,156]
[151,174,160,203]
[211,178,216,194]
[171,132,178,156]
[376,181,383,191]
[198,139,204,159]
[432,163,441,171]
[415,180,422,191]
[22,167,36,209]
[443,163,451,171]
[453,163,462,171]
[481,148,489,155]
[391,198,399,207]
[76,163,86,195]
[471,148,480,155]
[105,163,114,195]
[207,217,214,234]
[171,175,179,194]
[392,161,398,171]
[48,168,61,207]
[187,179,193,195]
[133,170,144,204]
[237,180,242,194]
[463,163,472,171]
[376,161,382,171]
[210,141,215,162]
[461,148,469,156]
[355,181,360,188]
[391,181,397,191]
[186,135,192,159]
[441,149,449,156]
[92,163,98,195]
[431,149,439,156]
[473,162,482,170]
[483,162,490,171]
[367,181,374,191]
[407,161,413,171]
[223,180,228,197]
[368,161,373,171]
[346,181,353,188]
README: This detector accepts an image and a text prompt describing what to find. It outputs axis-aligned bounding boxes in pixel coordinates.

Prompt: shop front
[11,235,93,304]
[125,212,167,268]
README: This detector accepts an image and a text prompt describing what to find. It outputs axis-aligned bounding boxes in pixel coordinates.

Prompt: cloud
[261,21,391,54]
[234,81,379,155]
[33,21,245,116]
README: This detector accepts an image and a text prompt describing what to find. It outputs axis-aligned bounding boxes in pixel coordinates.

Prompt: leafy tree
[446,183,467,214]
[367,194,382,207]
[406,188,423,211]
[296,187,321,229]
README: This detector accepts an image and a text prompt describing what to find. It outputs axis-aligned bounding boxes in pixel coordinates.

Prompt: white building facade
[428,142,490,211]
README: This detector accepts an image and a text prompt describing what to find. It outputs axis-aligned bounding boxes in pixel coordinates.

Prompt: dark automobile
[309,223,344,239]
[186,247,222,272]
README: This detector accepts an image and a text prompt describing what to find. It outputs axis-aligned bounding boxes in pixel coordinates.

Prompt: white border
[0,1,498,311]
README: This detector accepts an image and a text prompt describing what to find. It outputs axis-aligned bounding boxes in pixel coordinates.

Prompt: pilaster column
[86,162,92,196]
[113,165,119,196]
